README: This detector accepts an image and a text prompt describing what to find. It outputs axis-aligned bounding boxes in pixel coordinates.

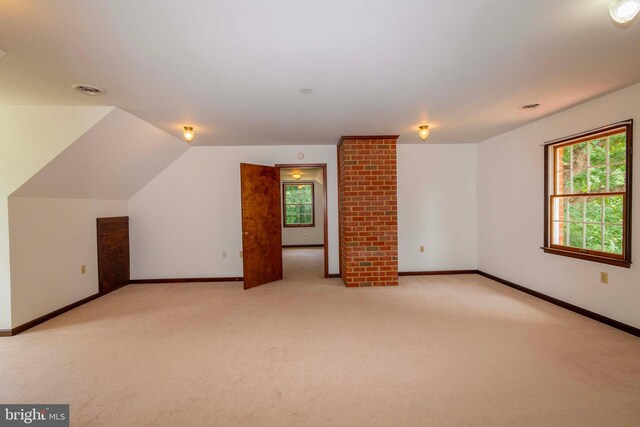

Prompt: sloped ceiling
[12,108,189,200]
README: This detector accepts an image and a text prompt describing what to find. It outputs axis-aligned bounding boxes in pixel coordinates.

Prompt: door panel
[241,163,283,289]
[97,217,130,294]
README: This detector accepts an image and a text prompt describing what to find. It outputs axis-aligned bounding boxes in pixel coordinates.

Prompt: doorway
[239,162,329,289]
[276,163,328,279]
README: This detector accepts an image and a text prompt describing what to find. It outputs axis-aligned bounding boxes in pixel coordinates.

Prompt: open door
[240,163,283,289]
[97,216,130,294]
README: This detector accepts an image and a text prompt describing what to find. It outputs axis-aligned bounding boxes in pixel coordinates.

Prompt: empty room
[1,0,640,426]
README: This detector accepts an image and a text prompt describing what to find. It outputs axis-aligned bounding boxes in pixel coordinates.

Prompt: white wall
[128,145,339,279]
[0,105,113,330]
[8,197,127,327]
[281,180,324,246]
[398,144,478,272]
[477,82,640,329]
[129,142,479,279]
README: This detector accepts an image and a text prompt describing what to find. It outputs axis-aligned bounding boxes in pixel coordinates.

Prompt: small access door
[240,163,283,289]
[97,216,130,294]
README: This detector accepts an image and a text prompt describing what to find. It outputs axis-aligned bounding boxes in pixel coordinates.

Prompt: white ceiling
[12,108,188,199]
[280,168,323,185]
[1,0,639,145]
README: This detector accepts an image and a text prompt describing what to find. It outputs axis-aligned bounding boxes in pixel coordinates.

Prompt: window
[283,182,315,227]
[543,120,633,267]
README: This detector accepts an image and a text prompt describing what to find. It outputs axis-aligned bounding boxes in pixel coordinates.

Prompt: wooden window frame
[282,182,315,228]
[542,120,633,268]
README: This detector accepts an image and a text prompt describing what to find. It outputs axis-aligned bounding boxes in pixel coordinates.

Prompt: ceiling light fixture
[521,103,541,110]
[183,126,195,143]
[609,0,640,23]
[299,88,313,94]
[418,125,430,141]
[291,172,302,180]
[72,84,105,96]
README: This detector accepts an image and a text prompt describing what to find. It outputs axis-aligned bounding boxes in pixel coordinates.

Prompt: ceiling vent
[72,84,105,96]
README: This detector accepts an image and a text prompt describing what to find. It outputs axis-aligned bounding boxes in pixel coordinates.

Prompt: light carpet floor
[1,248,639,426]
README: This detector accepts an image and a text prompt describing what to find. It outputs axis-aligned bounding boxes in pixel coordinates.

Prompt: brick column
[337,135,398,287]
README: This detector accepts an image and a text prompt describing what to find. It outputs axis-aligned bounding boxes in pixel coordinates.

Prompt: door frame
[276,163,329,278]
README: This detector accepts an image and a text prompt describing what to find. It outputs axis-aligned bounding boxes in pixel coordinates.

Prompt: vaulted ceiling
[1,0,639,145]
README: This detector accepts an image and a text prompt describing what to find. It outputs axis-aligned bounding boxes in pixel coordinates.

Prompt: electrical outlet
[239,251,243,258]
[222,251,227,258]
[420,245,425,253]
[600,272,608,284]
[80,265,86,274]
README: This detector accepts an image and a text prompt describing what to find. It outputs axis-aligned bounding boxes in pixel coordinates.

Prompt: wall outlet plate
[420,245,425,253]
[80,265,86,274]
[600,272,608,284]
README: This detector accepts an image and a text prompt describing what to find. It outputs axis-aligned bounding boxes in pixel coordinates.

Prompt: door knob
[243,231,250,235]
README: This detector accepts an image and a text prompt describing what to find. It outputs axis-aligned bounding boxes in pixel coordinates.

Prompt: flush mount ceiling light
[72,83,105,96]
[521,103,541,110]
[609,0,640,23]
[291,172,303,180]
[299,88,313,94]
[418,125,430,141]
[183,126,195,143]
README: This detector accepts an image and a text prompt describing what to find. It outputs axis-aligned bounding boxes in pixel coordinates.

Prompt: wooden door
[97,217,130,294]
[240,163,283,289]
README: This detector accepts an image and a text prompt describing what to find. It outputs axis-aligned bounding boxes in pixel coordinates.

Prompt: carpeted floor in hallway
[1,248,639,426]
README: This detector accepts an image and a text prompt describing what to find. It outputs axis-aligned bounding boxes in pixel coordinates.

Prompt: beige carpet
[1,248,639,426]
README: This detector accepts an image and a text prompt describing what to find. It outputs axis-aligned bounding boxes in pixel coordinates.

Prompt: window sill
[283,224,315,228]
[541,247,631,268]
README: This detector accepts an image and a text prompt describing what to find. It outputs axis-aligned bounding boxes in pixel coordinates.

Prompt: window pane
[303,214,313,224]
[585,197,602,223]
[556,171,571,194]
[609,164,625,192]
[585,224,603,251]
[552,197,567,222]
[609,134,626,164]
[589,138,606,166]
[604,195,623,225]
[572,142,588,170]
[557,146,571,171]
[604,225,623,255]
[568,222,584,248]
[568,198,584,222]
[286,204,297,216]
[588,167,607,193]
[300,185,312,204]
[572,169,588,193]
[284,186,296,204]
[552,221,567,245]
